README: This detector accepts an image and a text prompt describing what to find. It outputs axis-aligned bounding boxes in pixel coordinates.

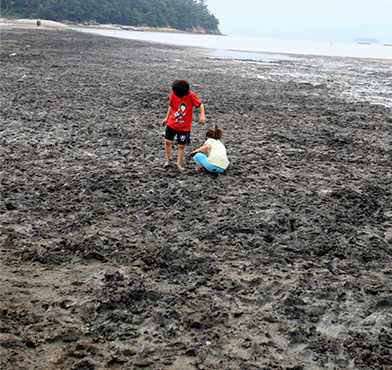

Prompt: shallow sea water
[72,28,392,60]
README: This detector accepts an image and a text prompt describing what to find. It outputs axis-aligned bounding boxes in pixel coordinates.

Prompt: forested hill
[1,0,220,32]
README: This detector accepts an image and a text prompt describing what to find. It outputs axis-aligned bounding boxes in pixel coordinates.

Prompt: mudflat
[1,29,391,370]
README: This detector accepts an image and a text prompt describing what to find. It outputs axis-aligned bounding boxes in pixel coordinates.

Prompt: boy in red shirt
[162,80,205,170]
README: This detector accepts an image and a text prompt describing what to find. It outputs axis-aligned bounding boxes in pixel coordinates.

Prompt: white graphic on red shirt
[174,102,187,123]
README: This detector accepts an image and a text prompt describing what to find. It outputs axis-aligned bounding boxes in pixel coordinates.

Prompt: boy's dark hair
[206,124,224,140]
[172,79,190,98]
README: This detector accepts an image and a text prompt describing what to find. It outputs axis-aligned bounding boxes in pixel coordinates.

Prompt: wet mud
[1,29,392,369]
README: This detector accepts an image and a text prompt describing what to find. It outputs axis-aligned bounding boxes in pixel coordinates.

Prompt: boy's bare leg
[165,139,172,161]
[177,144,186,170]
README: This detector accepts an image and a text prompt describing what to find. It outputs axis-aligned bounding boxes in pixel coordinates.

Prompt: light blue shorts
[193,153,224,173]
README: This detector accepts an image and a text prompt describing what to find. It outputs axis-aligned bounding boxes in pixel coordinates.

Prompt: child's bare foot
[177,165,184,171]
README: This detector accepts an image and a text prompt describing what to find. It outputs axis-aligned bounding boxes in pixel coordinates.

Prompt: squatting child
[190,124,229,174]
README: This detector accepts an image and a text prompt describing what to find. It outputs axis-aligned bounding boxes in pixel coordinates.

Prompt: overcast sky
[205,0,392,43]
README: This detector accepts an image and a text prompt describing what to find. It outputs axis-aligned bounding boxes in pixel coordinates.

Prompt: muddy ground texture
[1,29,392,370]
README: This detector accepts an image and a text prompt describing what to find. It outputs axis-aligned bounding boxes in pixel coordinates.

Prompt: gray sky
[205,0,392,43]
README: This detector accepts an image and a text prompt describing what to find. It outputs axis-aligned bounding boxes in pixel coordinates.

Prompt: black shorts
[165,125,191,145]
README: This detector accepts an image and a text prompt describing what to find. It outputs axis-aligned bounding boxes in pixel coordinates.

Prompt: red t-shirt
[167,91,201,131]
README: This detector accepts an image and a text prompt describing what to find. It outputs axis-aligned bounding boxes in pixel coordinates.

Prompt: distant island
[354,38,380,44]
[0,0,220,33]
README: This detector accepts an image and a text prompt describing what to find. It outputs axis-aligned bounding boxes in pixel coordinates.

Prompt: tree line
[1,0,220,32]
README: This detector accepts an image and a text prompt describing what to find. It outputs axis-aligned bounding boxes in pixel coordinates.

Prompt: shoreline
[0,17,222,35]
[3,18,392,61]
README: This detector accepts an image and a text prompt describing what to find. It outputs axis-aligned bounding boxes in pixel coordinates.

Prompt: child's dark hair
[172,79,190,98]
[206,124,224,140]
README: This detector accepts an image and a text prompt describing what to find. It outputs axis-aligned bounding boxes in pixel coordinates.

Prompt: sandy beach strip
[0,18,70,30]
[0,18,200,33]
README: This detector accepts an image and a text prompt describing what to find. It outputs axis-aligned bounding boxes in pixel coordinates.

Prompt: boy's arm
[198,103,205,124]
[162,106,172,125]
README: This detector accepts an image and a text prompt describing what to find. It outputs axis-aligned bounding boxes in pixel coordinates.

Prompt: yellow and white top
[205,138,229,170]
